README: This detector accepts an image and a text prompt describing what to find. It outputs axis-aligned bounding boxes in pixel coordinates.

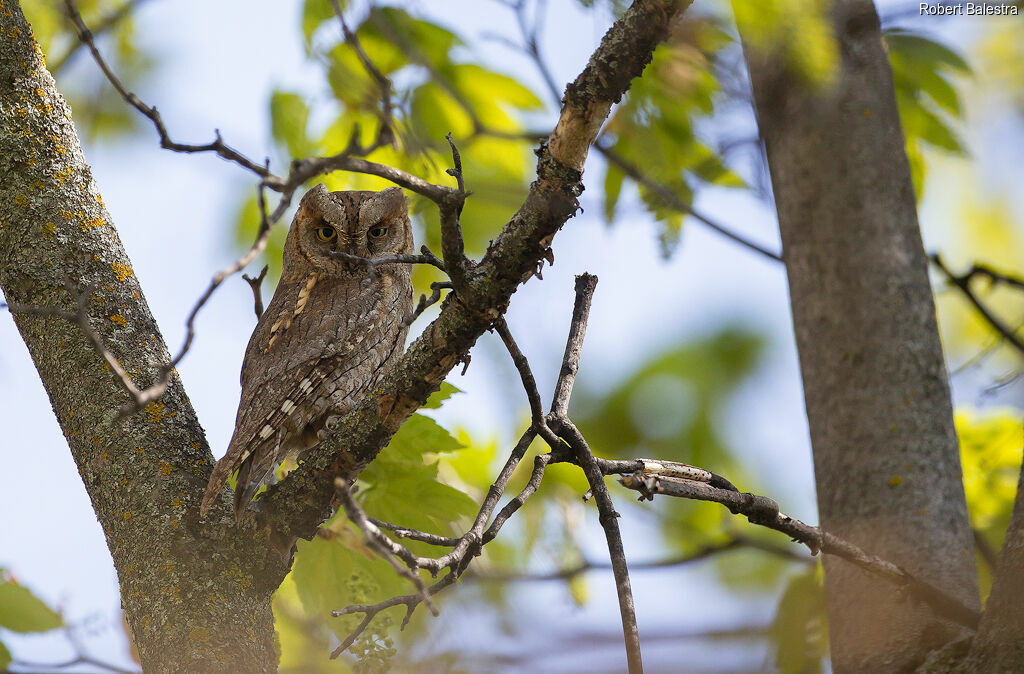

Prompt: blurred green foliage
[0,571,64,668]
[238,4,543,296]
[957,408,1023,600]
[21,0,152,141]
[885,28,971,197]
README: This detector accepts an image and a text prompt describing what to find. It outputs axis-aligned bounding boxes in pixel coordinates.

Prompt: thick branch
[618,473,981,631]
[259,0,692,548]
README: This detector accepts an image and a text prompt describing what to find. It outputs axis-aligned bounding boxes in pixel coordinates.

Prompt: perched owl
[200,184,414,520]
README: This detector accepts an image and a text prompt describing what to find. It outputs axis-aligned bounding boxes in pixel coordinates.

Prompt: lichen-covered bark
[0,3,287,671]
[737,1,978,671]
[260,0,693,548]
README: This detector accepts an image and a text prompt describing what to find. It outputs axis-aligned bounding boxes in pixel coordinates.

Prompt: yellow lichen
[111,261,133,281]
[122,512,132,520]
[888,475,903,487]
[145,402,176,423]
[81,216,104,231]
[13,193,27,206]
[158,461,173,476]
[110,314,127,327]
[40,221,55,238]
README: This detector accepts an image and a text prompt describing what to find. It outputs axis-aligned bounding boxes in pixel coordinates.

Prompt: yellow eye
[316,225,336,241]
[368,226,388,239]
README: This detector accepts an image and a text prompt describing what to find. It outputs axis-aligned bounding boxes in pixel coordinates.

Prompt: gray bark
[737,1,979,670]
[0,3,286,671]
[960,465,1024,671]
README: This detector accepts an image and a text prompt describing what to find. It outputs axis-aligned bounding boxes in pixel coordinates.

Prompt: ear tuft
[359,187,408,226]
[302,183,346,224]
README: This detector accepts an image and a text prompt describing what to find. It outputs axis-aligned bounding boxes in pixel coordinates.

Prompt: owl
[200,184,414,520]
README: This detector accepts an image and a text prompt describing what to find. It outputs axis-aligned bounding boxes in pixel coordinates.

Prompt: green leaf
[770,568,828,673]
[0,577,63,633]
[604,164,625,224]
[885,30,971,75]
[0,640,10,670]
[303,0,342,47]
[423,381,461,409]
[270,90,313,158]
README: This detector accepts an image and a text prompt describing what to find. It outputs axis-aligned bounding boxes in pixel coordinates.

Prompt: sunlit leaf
[957,407,1022,600]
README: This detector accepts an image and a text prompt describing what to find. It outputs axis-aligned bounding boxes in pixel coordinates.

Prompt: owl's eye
[315,225,336,241]
[368,226,388,239]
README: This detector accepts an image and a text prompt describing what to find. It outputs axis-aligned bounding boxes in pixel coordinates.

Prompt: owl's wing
[200,286,409,519]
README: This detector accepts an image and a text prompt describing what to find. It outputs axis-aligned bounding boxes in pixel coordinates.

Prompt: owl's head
[282,184,413,278]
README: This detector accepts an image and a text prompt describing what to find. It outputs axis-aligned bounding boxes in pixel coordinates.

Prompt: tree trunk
[0,3,287,671]
[737,1,979,670]
[960,464,1024,670]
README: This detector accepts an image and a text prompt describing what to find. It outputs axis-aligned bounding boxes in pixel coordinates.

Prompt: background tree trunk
[0,3,286,671]
[737,1,979,670]
[961,467,1024,670]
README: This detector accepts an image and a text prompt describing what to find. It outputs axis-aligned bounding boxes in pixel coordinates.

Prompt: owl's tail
[200,430,276,520]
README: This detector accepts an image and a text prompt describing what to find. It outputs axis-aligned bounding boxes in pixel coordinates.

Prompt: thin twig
[329,0,395,147]
[470,535,812,582]
[551,273,598,417]
[51,0,152,74]
[405,280,453,327]
[931,253,1024,357]
[551,417,643,674]
[330,247,446,285]
[439,133,470,289]
[333,479,437,616]
[494,317,544,424]
[618,472,982,630]
[64,0,271,178]
[4,280,145,405]
[545,272,643,674]
[241,265,268,319]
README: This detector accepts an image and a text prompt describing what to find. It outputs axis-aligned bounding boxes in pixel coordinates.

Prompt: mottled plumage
[201,184,413,520]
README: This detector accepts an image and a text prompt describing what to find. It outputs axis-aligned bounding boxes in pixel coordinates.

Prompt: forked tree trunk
[0,3,287,671]
[737,1,979,670]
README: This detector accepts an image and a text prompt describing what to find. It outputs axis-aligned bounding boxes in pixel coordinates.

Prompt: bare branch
[438,133,471,290]
[550,416,643,674]
[405,280,453,327]
[494,318,544,424]
[4,280,145,406]
[618,472,982,630]
[119,182,287,415]
[544,272,642,674]
[597,143,784,262]
[329,0,395,147]
[551,273,598,417]
[329,573,457,659]
[330,247,446,286]
[63,0,272,179]
[242,265,268,319]
[333,479,437,616]
[932,253,1024,357]
[51,0,152,74]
